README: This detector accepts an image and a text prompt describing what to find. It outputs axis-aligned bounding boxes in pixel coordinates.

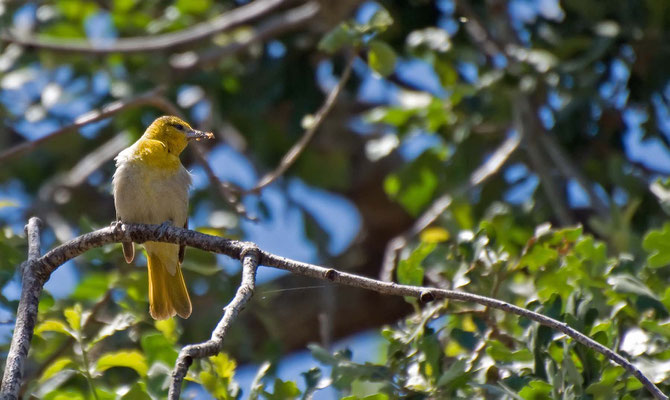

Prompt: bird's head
[144,116,214,155]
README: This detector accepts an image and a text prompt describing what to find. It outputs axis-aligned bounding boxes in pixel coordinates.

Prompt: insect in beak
[185,128,214,141]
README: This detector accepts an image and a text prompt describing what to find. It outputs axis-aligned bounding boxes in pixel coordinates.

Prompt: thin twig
[244,52,355,194]
[171,1,320,71]
[0,87,165,164]
[190,144,256,220]
[168,244,259,399]
[0,0,287,54]
[455,0,610,221]
[1,217,43,400]
[380,132,521,282]
[516,98,574,225]
[2,222,666,400]
[537,129,611,218]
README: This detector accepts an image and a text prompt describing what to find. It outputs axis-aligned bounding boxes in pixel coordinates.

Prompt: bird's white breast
[112,145,192,227]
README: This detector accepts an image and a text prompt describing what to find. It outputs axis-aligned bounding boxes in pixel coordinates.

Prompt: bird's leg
[110,219,124,235]
[156,219,174,240]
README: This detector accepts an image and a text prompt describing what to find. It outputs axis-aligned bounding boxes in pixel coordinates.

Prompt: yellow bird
[112,116,213,320]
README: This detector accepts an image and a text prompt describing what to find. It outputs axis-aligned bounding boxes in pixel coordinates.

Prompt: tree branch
[0,0,288,54]
[1,217,43,400]
[168,244,259,399]
[171,1,320,71]
[244,52,355,194]
[1,221,666,400]
[0,87,166,164]
[516,98,575,225]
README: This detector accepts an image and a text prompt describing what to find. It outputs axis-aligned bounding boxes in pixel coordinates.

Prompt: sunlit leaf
[643,223,670,268]
[39,358,76,382]
[368,40,397,77]
[397,242,435,286]
[64,304,82,332]
[155,317,178,344]
[96,350,148,377]
[35,319,75,338]
[420,226,450,243]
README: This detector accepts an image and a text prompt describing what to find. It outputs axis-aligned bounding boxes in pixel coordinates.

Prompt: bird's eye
[174,124,184,131]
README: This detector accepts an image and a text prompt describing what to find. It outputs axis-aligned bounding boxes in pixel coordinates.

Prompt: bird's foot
[156,220,173,240]
[110,220,124,235]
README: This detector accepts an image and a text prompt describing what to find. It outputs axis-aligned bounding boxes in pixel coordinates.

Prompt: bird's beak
[186,128,214,141]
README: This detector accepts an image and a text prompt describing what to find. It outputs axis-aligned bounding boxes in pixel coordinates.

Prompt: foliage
[1,0,670,398]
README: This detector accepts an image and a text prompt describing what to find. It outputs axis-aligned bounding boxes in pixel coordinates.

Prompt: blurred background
[2,0,670,398]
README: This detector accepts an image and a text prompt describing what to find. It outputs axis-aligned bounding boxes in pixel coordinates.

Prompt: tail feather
[147,253,192,320]
[122,241,135,263]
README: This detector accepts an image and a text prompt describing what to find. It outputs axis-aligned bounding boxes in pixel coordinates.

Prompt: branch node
[324,269,337,281]
[420,291,435,303]
[239,243,260,261]
[23,217,43,236]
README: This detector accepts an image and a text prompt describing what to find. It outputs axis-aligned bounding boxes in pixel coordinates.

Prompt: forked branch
[0,221,666,400]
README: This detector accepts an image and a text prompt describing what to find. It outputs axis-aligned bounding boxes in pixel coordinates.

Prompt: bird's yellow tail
[147,253,192,320]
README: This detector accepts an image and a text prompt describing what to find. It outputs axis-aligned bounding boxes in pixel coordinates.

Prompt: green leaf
[141,333,178,366]
[210,353,236,380]
[64,304,82,332]
[35,319,75,338]
[518,380,553,399]
[264,378,301,400]
[89,313,135,348]
[39,358,76,382]
[436,359,467,388]
[368,40,397,77]
[342,395,389,400]
[71,273,110,301]
[176,0,211,15]
[96,350,148,377]
[369,8,393,32]
[643,223,670,268]
[121,382,152,400]
[608,274,658,299]
[318,24,357,54]
[113,0,137,13]
[155,318,178,344]
[397,242,436,286]
[383,149,446,215]
[519,245,558,271]
[485,340,533,363]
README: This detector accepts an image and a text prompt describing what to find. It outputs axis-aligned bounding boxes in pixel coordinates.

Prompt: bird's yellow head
[143,116,214,155]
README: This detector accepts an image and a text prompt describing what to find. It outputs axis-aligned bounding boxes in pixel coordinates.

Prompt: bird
[112,115,213,320]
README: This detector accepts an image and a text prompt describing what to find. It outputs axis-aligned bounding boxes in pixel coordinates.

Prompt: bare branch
[246,52,355,194]
[168,244,259,399]
[1,0,288,54]
[455,0,610,221]
[0,87,165,164]
[537,128,611,217]
[190,144,257,220]
[1,217,43,400]
[516,98,574,225]
[1,221,666,400]
[171,1,320,71]
[380,132,521,282]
